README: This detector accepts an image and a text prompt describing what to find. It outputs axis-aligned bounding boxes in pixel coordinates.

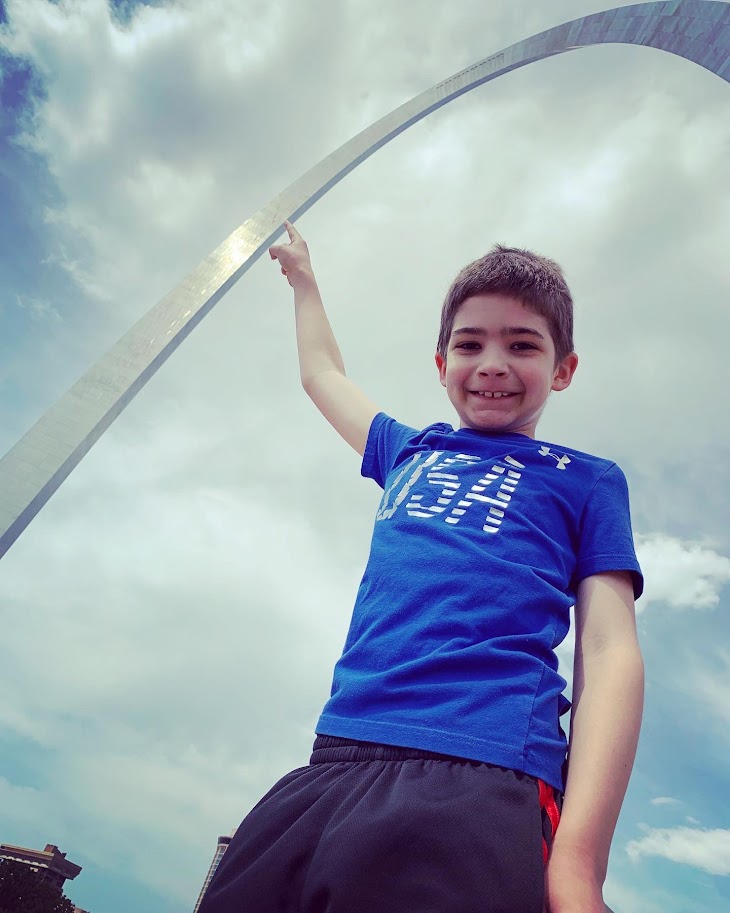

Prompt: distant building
[193,831,235,913]
[0,842,82,892]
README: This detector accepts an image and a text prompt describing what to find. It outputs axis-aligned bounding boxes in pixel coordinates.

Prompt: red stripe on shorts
[538,779,562,865]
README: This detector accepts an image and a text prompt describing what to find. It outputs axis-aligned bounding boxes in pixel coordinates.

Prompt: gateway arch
[1,0,729,557]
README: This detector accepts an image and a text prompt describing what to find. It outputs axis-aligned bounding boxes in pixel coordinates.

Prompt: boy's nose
[477,354,508,375]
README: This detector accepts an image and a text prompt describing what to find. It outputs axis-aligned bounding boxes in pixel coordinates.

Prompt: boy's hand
[542,882,608,913]
[543,851,612,913]
[269,220,315,288]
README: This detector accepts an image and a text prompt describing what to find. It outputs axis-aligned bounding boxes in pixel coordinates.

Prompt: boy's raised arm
[269,222,380,457]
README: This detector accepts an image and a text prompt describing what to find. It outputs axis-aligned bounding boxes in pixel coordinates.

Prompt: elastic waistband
[310,734,488,765]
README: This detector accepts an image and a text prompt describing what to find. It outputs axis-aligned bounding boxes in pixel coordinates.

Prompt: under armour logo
[538,446,571,470]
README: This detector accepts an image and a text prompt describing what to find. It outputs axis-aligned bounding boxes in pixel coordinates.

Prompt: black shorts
[198,736,562,913]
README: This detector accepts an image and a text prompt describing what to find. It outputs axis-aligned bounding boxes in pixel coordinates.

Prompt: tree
[0,859,75,913]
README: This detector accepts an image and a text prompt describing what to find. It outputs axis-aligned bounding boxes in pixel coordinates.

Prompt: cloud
[0,0,356,312]
[635,534,730,612]
[14,293,62,323]
[555,532,730,698]
[650,796,681,807]
[0,401,365,902]
[691,648,730,730]
[626,826,730,876]
[602,879,672,913]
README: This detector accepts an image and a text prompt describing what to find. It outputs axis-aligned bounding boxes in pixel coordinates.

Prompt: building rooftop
[0,842,82,888]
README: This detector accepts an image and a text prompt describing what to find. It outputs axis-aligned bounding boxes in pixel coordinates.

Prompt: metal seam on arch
[1,0,729,556]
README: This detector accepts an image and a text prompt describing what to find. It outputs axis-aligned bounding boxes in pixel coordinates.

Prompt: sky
[0,0,729,910]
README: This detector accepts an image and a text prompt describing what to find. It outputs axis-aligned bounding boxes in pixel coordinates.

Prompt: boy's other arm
[544,571,644,913]
[269,222,380,457]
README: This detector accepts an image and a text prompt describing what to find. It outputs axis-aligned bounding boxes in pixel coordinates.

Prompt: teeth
[476,391,511,398]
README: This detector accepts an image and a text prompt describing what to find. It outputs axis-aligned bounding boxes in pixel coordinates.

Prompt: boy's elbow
[579,636,644,689]
[301,366,344,394]
[581,629,643,666]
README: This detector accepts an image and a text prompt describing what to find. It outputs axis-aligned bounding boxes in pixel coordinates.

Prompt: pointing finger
[284,219,300,242]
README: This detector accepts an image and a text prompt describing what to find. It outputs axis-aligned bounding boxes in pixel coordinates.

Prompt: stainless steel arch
[1,0,729,556]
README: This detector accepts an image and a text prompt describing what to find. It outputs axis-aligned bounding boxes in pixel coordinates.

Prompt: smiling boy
[435,291,577,438]
[199,222,644,913]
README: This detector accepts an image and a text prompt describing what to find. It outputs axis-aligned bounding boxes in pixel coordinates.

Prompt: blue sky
[1,1,729,912]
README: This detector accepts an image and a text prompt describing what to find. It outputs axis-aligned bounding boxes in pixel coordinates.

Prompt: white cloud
[14,293,62,323]
[650,796,682,807]
[603,878,671,913]
[692,648,730,730]
[549,530,730,709]
[635,534,730,613]
[0,403,364,900]
[556,611,576,697]
[0,778,46,823]
[1,0,330,310]
[626,826,730,876]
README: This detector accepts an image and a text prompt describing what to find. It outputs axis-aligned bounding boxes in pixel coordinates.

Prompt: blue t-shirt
[317,414,643,791]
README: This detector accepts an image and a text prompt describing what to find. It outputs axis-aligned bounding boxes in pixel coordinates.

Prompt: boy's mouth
[470,391,518,399]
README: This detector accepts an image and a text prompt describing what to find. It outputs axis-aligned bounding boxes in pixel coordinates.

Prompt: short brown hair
[437,245,574,362]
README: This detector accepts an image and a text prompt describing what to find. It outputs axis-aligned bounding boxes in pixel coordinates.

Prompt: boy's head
[437,245,574,363]
[434,245,578,438]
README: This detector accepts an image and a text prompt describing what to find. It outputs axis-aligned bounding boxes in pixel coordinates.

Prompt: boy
[199,221,644,913]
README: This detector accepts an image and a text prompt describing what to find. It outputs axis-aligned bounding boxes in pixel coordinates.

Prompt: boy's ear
[435,352,447,386]
[551,352,579,392]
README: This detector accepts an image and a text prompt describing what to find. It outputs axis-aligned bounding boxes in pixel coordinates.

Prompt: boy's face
[435,293,578,438]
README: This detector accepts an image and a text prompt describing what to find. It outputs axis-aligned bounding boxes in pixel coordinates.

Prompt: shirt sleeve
[361,413,420,489]
[574,463,644,599]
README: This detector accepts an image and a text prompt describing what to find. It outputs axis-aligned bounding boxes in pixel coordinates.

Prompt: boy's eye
[453,340,541,353]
